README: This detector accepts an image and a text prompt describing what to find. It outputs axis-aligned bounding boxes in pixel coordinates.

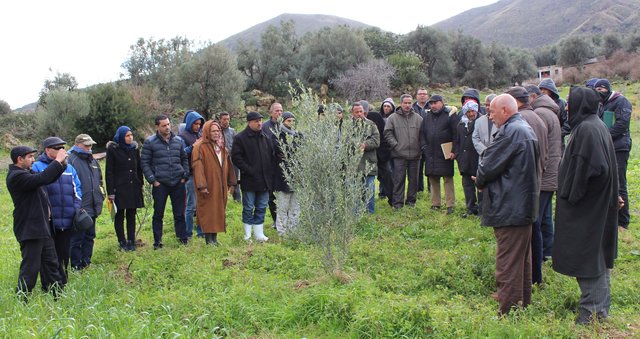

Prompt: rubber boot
[243,224,252,241]
[253,224,269,242]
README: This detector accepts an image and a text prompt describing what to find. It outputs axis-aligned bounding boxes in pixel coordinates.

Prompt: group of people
[7,77,631,324]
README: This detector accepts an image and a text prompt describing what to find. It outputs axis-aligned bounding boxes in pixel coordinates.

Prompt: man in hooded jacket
[553,86,620,324]
[179,110,204,238]
[594,79,632,231]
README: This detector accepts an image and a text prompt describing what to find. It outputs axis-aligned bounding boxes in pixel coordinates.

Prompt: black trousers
[268,191,277,223]
[17,237,64,295]
[616,151,629,228]
[392,158,419,208]
[461,174,479,213]
[377,160,393,201]
[115,208,137,243]
[53,229,72,285]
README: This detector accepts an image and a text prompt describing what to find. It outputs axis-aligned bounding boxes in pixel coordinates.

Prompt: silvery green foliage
[280,83,368,273]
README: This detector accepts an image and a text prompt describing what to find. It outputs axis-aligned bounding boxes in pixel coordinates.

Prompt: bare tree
[331,59,395,101]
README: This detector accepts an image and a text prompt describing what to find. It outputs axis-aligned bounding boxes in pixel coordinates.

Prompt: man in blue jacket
[68,134,104,270]
[142,115,190,249]
[32,137,82,284]
[179,110,204,238]
[7,145,68,298]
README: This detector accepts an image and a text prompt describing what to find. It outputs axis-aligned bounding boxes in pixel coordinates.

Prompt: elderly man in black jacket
[141,115,190,249]
[553,87,620,324]
[232,112,275,242]
[475,94,540,316]
[7,145,68,298]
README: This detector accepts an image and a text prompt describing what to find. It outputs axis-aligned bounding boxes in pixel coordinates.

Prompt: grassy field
[0,120,639,337]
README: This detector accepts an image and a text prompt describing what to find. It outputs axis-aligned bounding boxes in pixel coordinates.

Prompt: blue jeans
[152,182,187,245]
[241,190,269,225]
[184,176,202,237]
[70,218,96,269]
[365,175,376,214]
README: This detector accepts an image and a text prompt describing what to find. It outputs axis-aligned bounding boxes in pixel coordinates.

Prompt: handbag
[73,208,94,232]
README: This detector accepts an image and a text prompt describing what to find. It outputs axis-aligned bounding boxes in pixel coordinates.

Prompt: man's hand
[448,152,456,160]
[229,186,235,195]
[359,143,366,152]
[200,188,210,195]
[108,195,115,201]
[55,149,68,164]
[618,196,625,210]
[153,181,161,187]
[180,178,186,184]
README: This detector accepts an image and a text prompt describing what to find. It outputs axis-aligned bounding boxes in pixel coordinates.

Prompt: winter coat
[68,146,104,217]
[475,113,540,227]
[141,132,189,186]
[105,141,144,209]
[353,118,380,176]
[553,87,618,278]
[471,115,495,155]
[519,106,547,183]
[179,110,204,172]
[598,91,633,152]
[273,125,302,193]
[412,101,430,116]
[7,161,65,242]
[420,106,457,177]
[455,118,479,176]
[384,109,423,160]
[531,94,562,192]
[192,121,237,234]
[367,111,391,163]
[231,126,275,192]
[32,154,82,230]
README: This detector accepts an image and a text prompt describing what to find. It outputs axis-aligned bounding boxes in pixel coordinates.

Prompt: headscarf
[201,120,225,149]
[114,126,135,149]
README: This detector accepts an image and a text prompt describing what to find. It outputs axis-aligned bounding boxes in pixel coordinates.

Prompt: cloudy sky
[2,0,497,108]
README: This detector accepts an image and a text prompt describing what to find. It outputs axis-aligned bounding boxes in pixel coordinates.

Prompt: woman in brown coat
[191,121,237,245]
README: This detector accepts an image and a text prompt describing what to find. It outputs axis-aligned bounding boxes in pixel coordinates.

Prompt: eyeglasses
[51,146,65,150]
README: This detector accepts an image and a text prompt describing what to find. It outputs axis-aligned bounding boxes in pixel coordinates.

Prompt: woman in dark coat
[106,126,144,251]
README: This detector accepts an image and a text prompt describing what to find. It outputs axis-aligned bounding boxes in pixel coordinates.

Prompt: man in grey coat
[384,94,423,209]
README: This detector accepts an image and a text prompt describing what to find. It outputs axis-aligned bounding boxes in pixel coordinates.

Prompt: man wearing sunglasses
[32,137,82,285]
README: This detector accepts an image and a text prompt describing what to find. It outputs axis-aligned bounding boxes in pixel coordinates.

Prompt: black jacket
[476,113,540,227]
[68,147,105,217]
[454,118,479,176]
[598,91,633,152]
[273,126,301,193]
[366,111,391,163]
[141,132,189,186]
[420,107,457,177]
[7,161,65,242]
[105,141,144,209]
[232,127,275,192]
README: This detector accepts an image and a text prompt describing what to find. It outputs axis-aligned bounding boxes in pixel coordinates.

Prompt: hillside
[219,13,372,51]
[432,0,640,48]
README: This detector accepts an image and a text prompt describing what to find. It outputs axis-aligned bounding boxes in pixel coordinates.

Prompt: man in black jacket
[232,112,275,242]
[475,94,540,316]
[7,145,68,298]
[594,79,632,231]
[141,115,190,249]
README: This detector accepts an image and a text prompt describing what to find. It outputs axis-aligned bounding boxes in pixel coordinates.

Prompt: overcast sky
[1,0,498,108]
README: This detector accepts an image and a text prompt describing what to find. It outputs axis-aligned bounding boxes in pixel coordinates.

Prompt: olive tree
[280,83,369,276]
[36,89,90,142]
[331,59,395,102]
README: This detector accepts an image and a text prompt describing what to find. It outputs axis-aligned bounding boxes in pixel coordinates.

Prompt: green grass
[1,125,639,338]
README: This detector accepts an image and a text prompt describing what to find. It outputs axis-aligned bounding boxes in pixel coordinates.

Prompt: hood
[37,152,53,164]
[107,140,138,149]
[539,78,560,99]
[200,120,225,148]
[532,94,560,115]
[568,87,599,128]
[184,110,204,134]
[114,125,137,149]
[379,98,396,114]
[461,88,480,105]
